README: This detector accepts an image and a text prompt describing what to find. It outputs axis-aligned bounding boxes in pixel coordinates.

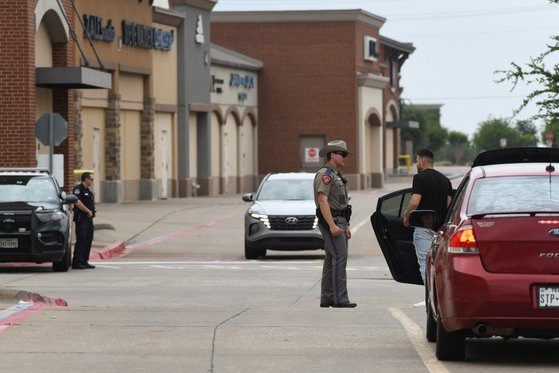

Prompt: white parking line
[89,260,389,272]
[351,216,370,234]
[388,307,449,373]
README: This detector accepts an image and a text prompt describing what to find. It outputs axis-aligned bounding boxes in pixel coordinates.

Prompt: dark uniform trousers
[73,215,94,265]
[320,217,350,305]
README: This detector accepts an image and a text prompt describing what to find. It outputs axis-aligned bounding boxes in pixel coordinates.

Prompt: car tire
[435,313,465,361]
[52,240,71,272]
[245,242,264,260]
[425,287,436,343]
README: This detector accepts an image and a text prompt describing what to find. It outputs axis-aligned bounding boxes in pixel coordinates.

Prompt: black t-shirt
[412,168,452,229]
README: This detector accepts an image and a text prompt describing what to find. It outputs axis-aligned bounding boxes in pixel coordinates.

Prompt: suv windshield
[0,176,58,203]
[257,179,314,201]
[468,175,559,214]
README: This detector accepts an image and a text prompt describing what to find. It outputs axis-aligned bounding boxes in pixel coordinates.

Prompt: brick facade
[0,0,75,189]
[212,21,360,175]
[0,1,38,167]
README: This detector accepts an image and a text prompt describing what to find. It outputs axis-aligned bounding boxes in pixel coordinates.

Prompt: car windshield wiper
[469,211,559,219]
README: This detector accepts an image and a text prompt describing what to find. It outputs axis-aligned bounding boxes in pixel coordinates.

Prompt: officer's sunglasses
[333,151,349,158]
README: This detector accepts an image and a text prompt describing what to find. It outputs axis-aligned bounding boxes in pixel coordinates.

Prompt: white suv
[242,172,324,259]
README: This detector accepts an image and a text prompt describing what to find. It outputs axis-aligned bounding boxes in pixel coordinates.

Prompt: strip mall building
[0,1,412,202]
[212,10,414,188]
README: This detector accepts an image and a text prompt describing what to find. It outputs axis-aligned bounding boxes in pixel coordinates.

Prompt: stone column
[104,93,122,202]
[140,97,157,200]
[74,91,83,171]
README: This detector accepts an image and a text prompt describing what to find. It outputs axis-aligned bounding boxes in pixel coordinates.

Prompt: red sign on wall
[305,147,319,163]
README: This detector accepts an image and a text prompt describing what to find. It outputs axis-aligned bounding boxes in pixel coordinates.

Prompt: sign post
[35,113,68,174]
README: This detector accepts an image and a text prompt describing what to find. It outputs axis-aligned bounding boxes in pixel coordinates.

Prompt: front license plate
[538,286,559,308]
[0,238,18,249]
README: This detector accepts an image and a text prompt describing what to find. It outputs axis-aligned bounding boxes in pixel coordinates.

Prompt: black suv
[0,169,77,271]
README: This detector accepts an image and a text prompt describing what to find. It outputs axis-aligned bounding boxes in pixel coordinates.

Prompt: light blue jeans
[413,227,435,284]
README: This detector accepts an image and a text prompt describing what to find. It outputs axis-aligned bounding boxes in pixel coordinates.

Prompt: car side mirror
[408,210,436,229]
[242,193,253,202]
[63,192,78,204]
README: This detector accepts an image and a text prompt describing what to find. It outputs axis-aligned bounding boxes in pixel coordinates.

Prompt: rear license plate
[0,238,18,249]
[538,286,559,308]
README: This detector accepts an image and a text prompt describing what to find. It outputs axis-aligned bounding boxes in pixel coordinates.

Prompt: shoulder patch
[73,188,80,195]
[322,174,332,185]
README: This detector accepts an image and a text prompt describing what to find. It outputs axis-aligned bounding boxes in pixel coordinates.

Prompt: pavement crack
[125,207,196,244]
[290,278,321,306]
[208,307,249,373]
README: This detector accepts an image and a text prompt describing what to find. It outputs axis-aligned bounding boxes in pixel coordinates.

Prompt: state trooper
[72,172,96,270]
[314,140,356,308]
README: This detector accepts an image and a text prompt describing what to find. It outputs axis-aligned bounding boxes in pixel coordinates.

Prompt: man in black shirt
[72,172,96,270]
[403,149,452,284]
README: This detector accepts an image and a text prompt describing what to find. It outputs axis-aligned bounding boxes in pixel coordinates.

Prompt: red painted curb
[16,290,68,307]
[89,240,126,260]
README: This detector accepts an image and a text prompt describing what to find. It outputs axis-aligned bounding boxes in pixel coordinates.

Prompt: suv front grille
[0,214,32,233]
[269,215,315,231]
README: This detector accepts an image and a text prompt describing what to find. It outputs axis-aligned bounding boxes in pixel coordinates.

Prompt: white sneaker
[413,300,426,307]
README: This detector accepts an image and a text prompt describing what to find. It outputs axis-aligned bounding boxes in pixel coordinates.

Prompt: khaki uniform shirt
[313,164,349,211]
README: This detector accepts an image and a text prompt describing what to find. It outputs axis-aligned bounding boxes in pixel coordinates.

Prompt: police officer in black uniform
[314,140,356,308]
[72,172,96,269]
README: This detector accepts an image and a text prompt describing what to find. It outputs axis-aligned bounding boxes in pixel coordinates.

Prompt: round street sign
[35,113,68,146]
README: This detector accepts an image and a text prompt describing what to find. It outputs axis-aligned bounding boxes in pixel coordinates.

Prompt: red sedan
[371,147,559,361]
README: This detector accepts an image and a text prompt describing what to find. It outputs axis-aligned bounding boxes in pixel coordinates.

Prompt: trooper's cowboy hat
[319,140,352,157]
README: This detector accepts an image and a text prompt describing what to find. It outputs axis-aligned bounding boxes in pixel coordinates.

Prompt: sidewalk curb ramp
[90,240,126,260]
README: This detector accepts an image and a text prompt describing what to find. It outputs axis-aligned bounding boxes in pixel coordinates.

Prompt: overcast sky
[154,0,559,138]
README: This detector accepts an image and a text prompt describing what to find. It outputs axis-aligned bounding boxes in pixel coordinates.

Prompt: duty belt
[331,209,346,217]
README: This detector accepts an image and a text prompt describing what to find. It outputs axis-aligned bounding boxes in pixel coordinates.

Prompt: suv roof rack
[472,147,559,168]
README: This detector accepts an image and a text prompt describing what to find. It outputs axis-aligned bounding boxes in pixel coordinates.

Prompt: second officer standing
[72,172,96,269]
[314,140,356,308]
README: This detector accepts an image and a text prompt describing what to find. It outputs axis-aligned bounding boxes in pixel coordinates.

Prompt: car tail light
[448,225,479,254]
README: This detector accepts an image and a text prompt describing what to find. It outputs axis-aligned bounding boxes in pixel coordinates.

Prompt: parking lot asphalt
[0,165,469,306]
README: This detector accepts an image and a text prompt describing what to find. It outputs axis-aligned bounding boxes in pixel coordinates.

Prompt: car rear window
[468,175,559,214]
[0,176,57,203]
[257,179,314,201]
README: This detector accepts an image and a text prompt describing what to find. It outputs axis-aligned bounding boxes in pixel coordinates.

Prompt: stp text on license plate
[538,286,559,308]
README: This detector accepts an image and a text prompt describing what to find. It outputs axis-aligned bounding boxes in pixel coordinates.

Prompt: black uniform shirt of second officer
[73,183,95,218]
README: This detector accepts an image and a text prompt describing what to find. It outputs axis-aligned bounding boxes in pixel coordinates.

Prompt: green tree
[496,0,559,122]
[473,117,538,152]
[447,131,469,164]
[401,104,448,154]
[514,120,538,147]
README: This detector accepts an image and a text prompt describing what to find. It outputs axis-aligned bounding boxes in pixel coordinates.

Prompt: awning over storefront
[387,120,419,129]
[36,67,111,89]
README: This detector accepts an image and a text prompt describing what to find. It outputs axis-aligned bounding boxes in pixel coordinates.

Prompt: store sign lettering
[83,15,115,42]
[122,21,174,51]
[229,73,254,89]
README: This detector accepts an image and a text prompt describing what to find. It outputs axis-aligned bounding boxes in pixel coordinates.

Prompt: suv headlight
[250,213,271,228]
[36,212,65,224]
[313,216,319,229]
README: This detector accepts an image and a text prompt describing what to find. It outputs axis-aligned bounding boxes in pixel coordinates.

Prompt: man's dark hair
[81,172,92,182]
[326,152,332,161]
[417,149,434,162]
